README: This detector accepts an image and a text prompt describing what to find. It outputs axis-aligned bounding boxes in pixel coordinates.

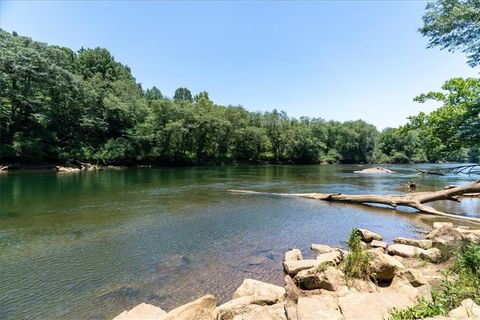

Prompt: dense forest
[0,0,478,166]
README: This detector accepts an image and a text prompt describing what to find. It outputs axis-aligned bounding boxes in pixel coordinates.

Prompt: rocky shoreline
[113,222,480,320]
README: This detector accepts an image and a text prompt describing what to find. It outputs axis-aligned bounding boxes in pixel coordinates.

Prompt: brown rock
[369,250,405,281]
[233,279,285,303]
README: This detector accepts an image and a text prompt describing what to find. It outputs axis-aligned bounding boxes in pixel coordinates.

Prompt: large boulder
[387,244,425,258]
[164,295,218,320]
[369,250,405,281]
[448,298,480,318]
[393,237,433,250]
[113,303,167,320]
[356,228,383,242]
[311,243,335,256]
[233,279,285,303]
[294,266,345,291]
[419,248,443,263]
[284,249,303,262]
[297,295,343,320]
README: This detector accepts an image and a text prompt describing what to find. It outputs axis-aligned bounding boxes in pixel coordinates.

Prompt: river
[0,164,478,319]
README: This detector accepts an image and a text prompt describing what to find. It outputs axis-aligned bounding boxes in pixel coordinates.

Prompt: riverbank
[113,222,480,320]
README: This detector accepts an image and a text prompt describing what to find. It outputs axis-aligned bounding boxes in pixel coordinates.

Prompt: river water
[0,164,478,319]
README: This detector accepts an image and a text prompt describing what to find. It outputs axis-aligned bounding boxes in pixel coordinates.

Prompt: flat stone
[113,303,167,320]
[433,222,454,229]
[393,237,433,250]
[387,244,425,258]
[356,228,383,242]
[164,295,218,320]
[297,295,343,320]
[233,279,284,303]
[231,303,286,320]
[283,259,322,276]
[370,240,388,250]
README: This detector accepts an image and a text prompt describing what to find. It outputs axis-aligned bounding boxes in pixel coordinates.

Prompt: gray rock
[311,243,335,256]
[393,237,433,250]
[370,240,388,250]
[294,266,345,291]
[356,228,383,242]
[419,248,443,263]
[387,244,425,258]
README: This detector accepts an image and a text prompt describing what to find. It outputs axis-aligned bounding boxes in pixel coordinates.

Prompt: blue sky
[1,1,478,129]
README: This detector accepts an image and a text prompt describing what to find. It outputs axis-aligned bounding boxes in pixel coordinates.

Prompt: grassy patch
[342,228,374,282]
[389,242,480,320]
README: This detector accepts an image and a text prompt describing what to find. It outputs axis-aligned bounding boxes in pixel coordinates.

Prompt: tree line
[0,0,478,165]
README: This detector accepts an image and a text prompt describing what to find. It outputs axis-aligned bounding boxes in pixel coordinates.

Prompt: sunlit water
[0,164,478,320]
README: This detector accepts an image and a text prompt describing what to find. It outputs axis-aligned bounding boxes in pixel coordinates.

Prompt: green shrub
[342,228,374,281]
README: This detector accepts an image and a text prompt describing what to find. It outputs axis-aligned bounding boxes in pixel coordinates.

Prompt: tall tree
[420,0,480,67]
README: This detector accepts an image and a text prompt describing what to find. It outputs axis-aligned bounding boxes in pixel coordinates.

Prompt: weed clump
[342,228,374,281]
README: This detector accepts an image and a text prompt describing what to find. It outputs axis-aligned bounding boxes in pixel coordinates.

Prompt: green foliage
[342,228,374,281]
[420,0,480,67]
[0,29,476,165]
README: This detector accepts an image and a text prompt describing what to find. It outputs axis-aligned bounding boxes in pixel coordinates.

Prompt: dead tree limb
[227,181,480,224]
[417,164,480,176]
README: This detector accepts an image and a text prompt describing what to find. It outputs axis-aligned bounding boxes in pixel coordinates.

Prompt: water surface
[0,164,478,319]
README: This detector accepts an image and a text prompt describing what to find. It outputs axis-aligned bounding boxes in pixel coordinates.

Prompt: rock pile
[113,222,480,320]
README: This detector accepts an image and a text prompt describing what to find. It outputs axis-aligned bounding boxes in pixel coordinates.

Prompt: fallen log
[228,180,480,224]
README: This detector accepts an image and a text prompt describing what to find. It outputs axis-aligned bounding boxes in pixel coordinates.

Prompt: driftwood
[417,164,480,176]
[228,180,480,224]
